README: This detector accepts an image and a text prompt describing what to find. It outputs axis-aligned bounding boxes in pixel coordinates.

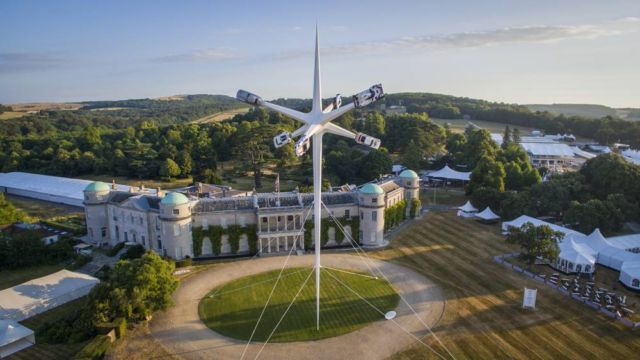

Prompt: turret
[398,169,420,217]
[158,192,193,259]
[358,183,385,247]
[83,181,110,246]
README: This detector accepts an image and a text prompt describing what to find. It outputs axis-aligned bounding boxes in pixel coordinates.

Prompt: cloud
[154,48,243,63]
[0,52,63,73]
[319,17,640,57]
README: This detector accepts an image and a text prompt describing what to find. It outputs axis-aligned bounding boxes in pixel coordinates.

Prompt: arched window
[632,279,640,288]
[585,265,591,273]
[576,264,582,273]
[568,262,574,270]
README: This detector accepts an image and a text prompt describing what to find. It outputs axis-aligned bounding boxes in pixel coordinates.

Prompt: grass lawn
[6,194,83,220]
[78,174,193,190]
[373,211,640,359]
[421,188,467,207]
[0,264,65,290]
[199,267,399,342]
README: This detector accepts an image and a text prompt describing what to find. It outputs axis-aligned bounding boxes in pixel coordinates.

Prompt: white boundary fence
[493,253,640,329]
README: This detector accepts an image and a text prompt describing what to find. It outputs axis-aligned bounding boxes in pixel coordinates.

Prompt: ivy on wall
[384,199,407,231]
[192,224,257,257]
[304,216,360,248]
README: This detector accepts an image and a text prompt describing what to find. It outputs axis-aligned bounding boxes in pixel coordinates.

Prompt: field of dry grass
[377,211,640,360]
[0,111,29,120]
[191,107,249,124]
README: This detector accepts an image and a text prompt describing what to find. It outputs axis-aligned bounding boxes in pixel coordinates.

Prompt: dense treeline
[386,93,640,148]
[471,153,640,234]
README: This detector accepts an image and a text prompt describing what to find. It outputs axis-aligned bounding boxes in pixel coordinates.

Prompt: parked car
[236,89,263,106]
[352,84,384,108]
[355,132,381,149]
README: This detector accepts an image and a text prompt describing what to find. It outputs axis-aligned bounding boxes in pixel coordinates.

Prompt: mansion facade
[83,170,420,260]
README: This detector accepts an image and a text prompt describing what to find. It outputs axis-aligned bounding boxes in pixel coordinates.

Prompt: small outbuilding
[457,201,478,218]
[475,207,500,223]
[0,320,35,358]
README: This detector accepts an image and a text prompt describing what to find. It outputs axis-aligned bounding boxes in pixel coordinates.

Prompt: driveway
[150,253,445,360]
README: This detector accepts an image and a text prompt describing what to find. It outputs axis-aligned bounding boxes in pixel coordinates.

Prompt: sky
[1,0,639,107]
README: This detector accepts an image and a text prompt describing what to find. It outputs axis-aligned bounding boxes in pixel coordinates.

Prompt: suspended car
[352,84,384,108]
[333,94,342,109]
[273,132,292,148]
[355,132,381,149]
[236,89,263,106]
[294,135,311,157]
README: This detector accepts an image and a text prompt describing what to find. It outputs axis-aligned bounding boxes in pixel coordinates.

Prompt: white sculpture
[236,26,384,329]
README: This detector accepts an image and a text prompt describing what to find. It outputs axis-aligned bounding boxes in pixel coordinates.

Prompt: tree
[401,140,422,170]
[0,194,24,225]
[176,150,193,178]
[469,156,506,193]
[502,126,512,149]
[563,199,624,234]
[233,126,275,189]
[511,127,521,143]
[506,223,563,268]
[358,149,392,182]
[159,158,180,181]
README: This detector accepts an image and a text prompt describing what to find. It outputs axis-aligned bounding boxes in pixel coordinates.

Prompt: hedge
[192,225,256,257]
[73,335,112,360]
[113,317,126,339]
[410,198,422,218]
[175,257,192,268]
[107,242,125,257]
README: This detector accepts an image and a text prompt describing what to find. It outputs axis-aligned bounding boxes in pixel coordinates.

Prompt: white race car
[236,89,264,106]
[355,132,381,149]
[294,135,311,156]
[352,84,384,108]
[273,132,291,148]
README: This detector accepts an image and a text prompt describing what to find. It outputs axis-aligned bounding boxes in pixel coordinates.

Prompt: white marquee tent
[501,215,584,238]
[620,261,640,289]
[553,236,596,274]
[475,207,500,222]
[0,269,99,321]
[457,201,478,218]
[597,247,640,271]
[0,320,35,358]
[425,165,471,182]
[0,172,147,207]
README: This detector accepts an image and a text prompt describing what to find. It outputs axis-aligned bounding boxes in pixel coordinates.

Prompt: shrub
[73,335,112,360]
[107,242,125,257]
[113,317,126,338]
[175,256,192,268]
[120,244,145,260]
[68,254,92,270]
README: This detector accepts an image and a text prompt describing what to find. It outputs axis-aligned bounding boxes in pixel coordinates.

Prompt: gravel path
[150,253,445,360]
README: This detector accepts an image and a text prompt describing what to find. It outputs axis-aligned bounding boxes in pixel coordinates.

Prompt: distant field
[8,102,82,112]
[431,118,535,135]
[191,107,250,124]
[0,111,29,120]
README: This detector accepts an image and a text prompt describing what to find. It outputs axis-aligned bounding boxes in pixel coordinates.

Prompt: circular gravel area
[150,253,444,360]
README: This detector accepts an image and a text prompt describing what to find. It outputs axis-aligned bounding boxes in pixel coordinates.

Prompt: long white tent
[0,320,35,358]
[0,269,99,321]
[425,165,471,181]
[501,215,584,237]
[0,172,139,207]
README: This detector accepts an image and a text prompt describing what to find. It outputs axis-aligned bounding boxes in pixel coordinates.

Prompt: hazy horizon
[1,0,639,107]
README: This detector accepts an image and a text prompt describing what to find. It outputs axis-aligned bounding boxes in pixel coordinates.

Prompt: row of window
[360,210,377,222]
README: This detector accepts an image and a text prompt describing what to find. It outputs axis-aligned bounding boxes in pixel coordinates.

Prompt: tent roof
[607,233,640,250]
[426,165,471,181]
[457,201,478,212]
[502,215,584,237]
[621,261,640,277]
[520,143,575,157]
[0,320,33,347]
[0,270,99,320]
[559,238,596,264]
[475,207,500,220]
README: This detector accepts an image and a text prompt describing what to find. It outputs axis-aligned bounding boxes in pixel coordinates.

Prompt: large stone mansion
[84,170,420,260]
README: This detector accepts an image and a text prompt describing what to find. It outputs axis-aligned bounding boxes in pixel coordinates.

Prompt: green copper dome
[360,183,384,195]
[160,192,189,206]
[399,169,419,179]
[84,181,110,192]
